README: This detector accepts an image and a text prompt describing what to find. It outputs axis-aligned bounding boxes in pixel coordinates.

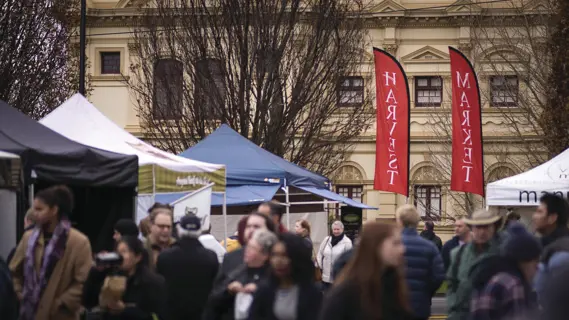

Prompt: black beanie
[114,219,139,238]
[501,222,542,262]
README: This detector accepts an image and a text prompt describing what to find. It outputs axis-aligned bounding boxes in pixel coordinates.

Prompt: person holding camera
[82,236,168,320]
[9,185,93,320]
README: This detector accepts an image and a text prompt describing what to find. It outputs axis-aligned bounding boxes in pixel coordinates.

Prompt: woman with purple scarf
[9,185,93,320]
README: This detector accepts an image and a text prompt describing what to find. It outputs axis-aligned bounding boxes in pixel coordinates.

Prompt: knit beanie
[501,222,542,262]
[114,219,139,238]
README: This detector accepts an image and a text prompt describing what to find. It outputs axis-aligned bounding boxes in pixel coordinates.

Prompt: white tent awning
[40,94,226,193]
[0,150,19,159]
[486,148,569,206]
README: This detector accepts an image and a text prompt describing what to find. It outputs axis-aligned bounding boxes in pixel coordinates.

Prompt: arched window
[194,58,226,118]
[487,166,517,183]
[411,164,444,221]
[153,58,183,120]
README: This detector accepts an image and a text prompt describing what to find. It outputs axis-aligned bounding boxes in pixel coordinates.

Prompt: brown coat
[9,228,93,320]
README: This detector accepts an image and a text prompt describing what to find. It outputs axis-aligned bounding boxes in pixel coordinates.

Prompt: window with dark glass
[153,59,183,120]
[413,185,442,221]
[336,185,363,203]
[100,52,121,74]
[338,76,364,106]
[415,76,442,107]
[195,58,226,119]
[490,76,518,107]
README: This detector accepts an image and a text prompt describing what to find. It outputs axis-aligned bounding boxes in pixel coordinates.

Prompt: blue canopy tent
[172,124,376,228]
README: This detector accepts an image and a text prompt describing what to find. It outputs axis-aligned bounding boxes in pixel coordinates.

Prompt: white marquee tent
[487,148,569,206]
[40,94,228,231]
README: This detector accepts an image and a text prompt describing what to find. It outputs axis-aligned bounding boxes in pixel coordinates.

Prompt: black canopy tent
[0,100,139,252]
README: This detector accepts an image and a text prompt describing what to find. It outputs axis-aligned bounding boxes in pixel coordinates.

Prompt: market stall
[0,99,139,252]
[41,94,227,231]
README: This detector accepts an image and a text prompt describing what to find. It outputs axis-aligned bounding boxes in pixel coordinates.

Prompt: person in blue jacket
[396,205,445,320]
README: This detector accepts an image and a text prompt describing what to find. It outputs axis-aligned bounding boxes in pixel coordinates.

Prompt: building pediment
[446,0,482,14]
[479,45,530,63]
[523,0,551,13]
[369,0,406,15]
[401,46,450,64]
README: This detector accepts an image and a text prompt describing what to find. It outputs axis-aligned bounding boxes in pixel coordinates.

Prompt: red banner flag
[449,47,485,196]
[373,48,410,196]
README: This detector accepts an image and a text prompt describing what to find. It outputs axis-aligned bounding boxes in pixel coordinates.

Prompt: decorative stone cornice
[86,7,553,29]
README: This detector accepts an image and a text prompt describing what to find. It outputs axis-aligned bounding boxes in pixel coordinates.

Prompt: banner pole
[223,192,227,250]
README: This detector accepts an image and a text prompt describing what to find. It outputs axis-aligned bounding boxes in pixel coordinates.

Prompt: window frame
[194,58,227,119]
[100,51,121,75]
[414,76,443,108]
[490,75,519,108]
[413,185,442,221]
[337,76,364,107]
[152,58,184,120]
[336,185,364,203]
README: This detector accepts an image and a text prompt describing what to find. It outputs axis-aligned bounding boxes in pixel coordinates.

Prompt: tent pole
[152,165,156,203]
[223,192,227,250]
[284,180,290,230]
[29,184,34,207]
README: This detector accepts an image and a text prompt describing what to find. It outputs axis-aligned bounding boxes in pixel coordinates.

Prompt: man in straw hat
[446,209,503,320]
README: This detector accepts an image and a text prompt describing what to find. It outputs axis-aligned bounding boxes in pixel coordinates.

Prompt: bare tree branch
[128,0,374,176]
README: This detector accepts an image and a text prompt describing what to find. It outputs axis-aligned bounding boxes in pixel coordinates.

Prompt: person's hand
[228,281,244,294]
[107,300,125,314]
[243,283,257,294]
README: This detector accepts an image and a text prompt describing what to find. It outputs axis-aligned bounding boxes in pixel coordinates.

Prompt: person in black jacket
[156,215,219,320]
[319,222,412,320]
[420,221,442,252]
[248,233,322,320]
[441,218,470,271]
[213,212,276,291]
[83,236,168,320]
[204,229,278,320]
[0,256,17,320]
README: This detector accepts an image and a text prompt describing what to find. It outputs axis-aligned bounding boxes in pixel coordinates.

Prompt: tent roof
[40,94,225,174]
[0,99,138,187]
[487,148,569,206]
[179,124,329,187]
[0,150,19,159]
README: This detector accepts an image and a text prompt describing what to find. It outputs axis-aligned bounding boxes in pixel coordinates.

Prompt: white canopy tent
[40,94,228,238]
[487,148,569,207]
[0,150,19,159]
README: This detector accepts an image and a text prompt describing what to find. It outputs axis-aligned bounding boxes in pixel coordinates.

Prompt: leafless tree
[469,0,565,163]
[128,0,374,176]
[0,0,83,119]
[422,1,568,220]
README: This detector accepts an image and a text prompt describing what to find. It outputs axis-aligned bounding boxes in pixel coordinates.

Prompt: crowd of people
[1,184,569,320]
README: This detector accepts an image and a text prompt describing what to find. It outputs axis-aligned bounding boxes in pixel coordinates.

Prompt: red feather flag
[373,48,410,196]
[449,47,485,196]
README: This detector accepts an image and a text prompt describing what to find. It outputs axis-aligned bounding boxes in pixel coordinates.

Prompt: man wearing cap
[446,209,503,320]
[470,222,541,320]
[156,214,219,320]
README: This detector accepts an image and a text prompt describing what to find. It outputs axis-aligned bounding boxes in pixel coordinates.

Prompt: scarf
[331,233,344,247]
[20,219,71,320]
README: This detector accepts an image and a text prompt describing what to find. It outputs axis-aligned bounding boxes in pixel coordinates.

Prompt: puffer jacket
[401,228,445,318]
[317,235,352,283]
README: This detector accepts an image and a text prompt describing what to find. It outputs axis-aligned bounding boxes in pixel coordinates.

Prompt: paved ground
[431,297,447,316]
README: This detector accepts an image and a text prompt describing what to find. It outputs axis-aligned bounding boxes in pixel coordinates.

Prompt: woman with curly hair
[248,232,322,320]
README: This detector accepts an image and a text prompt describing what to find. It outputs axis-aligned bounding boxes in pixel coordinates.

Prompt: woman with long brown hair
[318,222,412,320]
